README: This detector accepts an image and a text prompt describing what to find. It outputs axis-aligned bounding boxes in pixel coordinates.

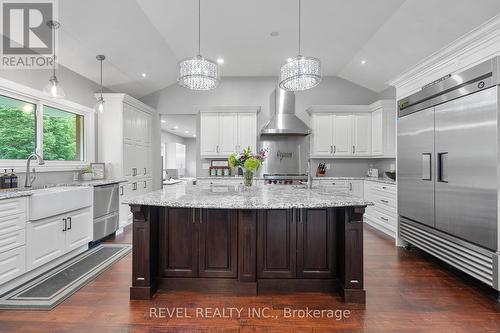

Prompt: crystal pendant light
[279,0,321,91]
[95,54,106,113]
[177,0,219,90]
[43,21,65,98]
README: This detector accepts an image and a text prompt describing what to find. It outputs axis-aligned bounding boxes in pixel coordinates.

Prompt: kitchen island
[125,184,370,303]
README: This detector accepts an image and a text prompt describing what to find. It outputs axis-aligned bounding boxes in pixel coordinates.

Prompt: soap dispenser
[0,169,8,189]
[9,169,18,188]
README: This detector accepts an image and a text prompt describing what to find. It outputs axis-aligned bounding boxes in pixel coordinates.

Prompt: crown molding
[388,14,500,98]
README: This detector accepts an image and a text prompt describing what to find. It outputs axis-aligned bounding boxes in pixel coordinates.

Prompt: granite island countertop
[123,183,373,209]
[313,176,396,185]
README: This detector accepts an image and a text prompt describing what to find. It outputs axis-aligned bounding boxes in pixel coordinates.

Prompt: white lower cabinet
[348,180,364,198]
[0,246,26,285]
[363,181,397,238]
[26,207,92,271]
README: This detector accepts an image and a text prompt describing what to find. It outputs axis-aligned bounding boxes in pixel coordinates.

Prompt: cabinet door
[257,209,296,278]
[311,114,334,156]
[159,208,198,277]
[348,180,364,198]
[66,208,92,252]
[237,113,257,152]
[123,104,138,142]
[0,246,26,285]
[371,108,383,155]
[332,114,352,156]
[297,208,336,278]
[200,113,220,156]
[218,113,238,155]
[26,216,66,270]
[198,209,237,278]
[119,183,133,227]
[123,142,137,177]
[352,114,371,156]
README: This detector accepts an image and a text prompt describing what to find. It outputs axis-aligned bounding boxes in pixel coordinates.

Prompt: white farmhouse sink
[29,186,93,220]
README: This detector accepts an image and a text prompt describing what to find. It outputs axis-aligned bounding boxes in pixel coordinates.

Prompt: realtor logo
[1,0,57,69]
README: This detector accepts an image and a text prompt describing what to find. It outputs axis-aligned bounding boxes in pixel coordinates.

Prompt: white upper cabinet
[311,113,334,156]
[308,100,394,158]
[370,100,396,157]
[200,112,219,156]
[218,113,238,155]
[352,113,371,156]
[332,114,353,156]
[199,108,259,157]
[237,112,257,152]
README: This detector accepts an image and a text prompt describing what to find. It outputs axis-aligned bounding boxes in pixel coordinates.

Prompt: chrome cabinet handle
[119,186,124,196]
[199,209,202,224]
[143,168,147,175]
[352,145,355,154]
[133,183,137,191]
[380,216,389,221]
[333,145,336,154]
[437,152,449,183]
[330,146,333,154]
[349,183,352,191]
[380,199,389,203]
[132,168,137,176]
[67,217,72,230]
[192,209,195,224]
[143,181,147,188]
[216,145,219,153]
[62,218,67,232]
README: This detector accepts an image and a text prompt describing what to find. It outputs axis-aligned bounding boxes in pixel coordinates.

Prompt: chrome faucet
[25,153,45,188]
[307,158,312,189]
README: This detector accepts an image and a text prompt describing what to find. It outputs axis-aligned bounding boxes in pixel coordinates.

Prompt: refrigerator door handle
[421,153,432,180]
[437,152,449,183]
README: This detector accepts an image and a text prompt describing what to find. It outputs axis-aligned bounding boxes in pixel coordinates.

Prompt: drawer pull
[119,186,124,196]
[136,277,145,281]
[62,218,67,232]
[380,216,389,221]
[382,186,387,190]
[380,199,389,204]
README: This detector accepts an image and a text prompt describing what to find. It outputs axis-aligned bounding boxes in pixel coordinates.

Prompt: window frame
[0,77,95,172]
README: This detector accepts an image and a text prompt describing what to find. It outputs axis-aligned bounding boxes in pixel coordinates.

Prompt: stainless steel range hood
[261,88,311,135]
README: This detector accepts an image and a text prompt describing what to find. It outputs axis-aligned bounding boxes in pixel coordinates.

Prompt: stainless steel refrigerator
[398,57,500,291]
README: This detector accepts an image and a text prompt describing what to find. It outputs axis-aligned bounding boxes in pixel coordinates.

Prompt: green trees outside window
[0,94,84,161]
[43,106,84,161]
[0,95,36,159]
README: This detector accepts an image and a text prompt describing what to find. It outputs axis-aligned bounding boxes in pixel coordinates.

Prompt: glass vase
[243,169,254,187]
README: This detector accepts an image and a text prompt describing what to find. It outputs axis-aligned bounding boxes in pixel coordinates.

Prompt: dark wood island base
[130,205,366,304]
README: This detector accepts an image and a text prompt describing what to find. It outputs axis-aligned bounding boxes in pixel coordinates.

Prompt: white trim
[388,14,500,99]
[98,93,155,115]
[306,105,370,114]
[197,105,261,113]
[0,77,95,171]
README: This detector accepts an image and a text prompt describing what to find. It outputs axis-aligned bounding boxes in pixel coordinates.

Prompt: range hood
[261,88,311,135]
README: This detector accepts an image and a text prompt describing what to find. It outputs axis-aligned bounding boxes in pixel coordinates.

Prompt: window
[43,106,84,161]
[0,95,36,159]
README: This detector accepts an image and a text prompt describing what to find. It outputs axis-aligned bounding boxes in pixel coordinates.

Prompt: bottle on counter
[0,169,9,189]
[9,169,18,188]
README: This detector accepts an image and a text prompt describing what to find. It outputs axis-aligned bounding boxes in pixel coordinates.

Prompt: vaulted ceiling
[57,0,500,98]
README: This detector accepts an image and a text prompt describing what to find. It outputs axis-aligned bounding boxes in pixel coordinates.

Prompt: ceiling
[161,114,197,138]
[56,0,500,98]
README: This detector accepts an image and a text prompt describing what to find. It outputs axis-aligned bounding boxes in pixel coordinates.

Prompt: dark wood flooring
[0,224,499,332]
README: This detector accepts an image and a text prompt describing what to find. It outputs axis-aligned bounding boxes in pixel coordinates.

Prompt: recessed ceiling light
[185,130,189,134]
[173,126,179,129]
[270,31,279,37]
[192,134,196,137]
[217,58,224,64]
[361,60,366,65]
[161,119,166,123]
[141,73,147,77]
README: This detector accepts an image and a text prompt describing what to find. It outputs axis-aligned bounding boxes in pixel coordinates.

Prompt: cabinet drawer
[318,179,348,187]
[0,212,26,236]
[0,197,27,218]
[369,182,396,196]
[0,245,26,285]
[0,229,25,253]
[365,209,396,234]
[372,193,396,212]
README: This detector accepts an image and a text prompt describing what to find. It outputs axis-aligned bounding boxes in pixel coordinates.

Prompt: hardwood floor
[0,224,499,332]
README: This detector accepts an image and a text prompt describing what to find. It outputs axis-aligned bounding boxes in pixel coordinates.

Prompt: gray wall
[160,131,197,178]
[0,64,102,108]
[142,76,380,177]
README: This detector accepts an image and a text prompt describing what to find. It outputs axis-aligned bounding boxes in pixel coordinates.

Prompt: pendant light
[279,0,321,91]
[95,54,105,113]
[43,20,65,98]
[177,0,219,90]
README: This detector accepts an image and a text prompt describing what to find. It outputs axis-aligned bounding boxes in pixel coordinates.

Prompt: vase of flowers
[228,147,268,186]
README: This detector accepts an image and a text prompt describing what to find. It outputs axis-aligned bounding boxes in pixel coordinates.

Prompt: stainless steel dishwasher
[93,183,119,241]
